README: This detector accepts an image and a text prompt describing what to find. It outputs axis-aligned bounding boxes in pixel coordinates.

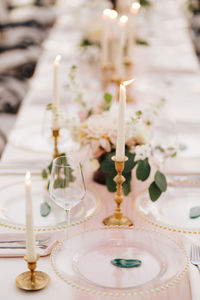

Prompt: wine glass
[49,155,86,227]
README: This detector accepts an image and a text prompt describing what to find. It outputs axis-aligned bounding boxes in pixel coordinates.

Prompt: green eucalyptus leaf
[42,169,48,179]
[171,152,177,158]
[40,202,51,217]
[53,178,61,189]
[154,171,167,192]
[47,181,50,191]
[46,103,52,111]
[136,158,151,181]
[80,38,92,47]
[135,39,149,46]
[48,162,53,173]
[104,93,112,104]
[123,152,137,173]
[140,0,151,7]
[100,152,115,173]
[148,182,162,201]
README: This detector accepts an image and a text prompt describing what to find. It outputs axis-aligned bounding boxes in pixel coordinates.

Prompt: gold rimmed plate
[0,179,100,231]
[135,185,200,235]
[50,226,189,297]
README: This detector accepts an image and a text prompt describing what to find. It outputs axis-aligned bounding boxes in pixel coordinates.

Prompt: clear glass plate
[50,227,188,297]
[0,180,100,231]
[135,186,200,234]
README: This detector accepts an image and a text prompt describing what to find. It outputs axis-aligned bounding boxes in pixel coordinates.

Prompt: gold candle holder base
[103,156,133,227]
[103,215,133,226]
[16,255,50,291]
[52,129,60,159]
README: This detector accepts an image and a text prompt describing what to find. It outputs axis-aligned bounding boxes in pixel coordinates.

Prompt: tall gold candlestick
[103,156,133,226]
[16,255,50,291]
[52,129,60,158]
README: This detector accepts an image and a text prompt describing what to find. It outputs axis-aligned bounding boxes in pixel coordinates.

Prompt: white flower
[126,119,151,145]
[134,144,151,161]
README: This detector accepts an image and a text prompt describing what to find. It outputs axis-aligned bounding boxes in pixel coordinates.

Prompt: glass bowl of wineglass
[49,155,86,227]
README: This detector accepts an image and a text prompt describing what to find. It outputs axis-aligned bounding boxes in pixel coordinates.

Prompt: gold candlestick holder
[102,65,114,88]
[16,255,50,291]
[103,156,133,226]
[52,129,60,158]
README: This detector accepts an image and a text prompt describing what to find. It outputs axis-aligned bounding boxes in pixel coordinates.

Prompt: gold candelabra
[103,156,133,226]
[16,255,50,291]
[52,129,60,158]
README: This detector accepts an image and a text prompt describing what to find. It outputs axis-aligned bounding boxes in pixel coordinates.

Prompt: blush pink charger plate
[50,226,190,299]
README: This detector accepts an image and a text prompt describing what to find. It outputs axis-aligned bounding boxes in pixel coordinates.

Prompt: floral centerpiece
[45,66,176,202]
[66,93,172,201]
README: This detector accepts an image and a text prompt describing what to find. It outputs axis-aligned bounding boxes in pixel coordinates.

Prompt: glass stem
[65,209,70,240]
[66,209,70,226]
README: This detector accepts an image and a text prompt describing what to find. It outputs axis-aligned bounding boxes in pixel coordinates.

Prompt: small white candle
[116,79,135,161]
[127,2,140,62]
[101,9,118,67]
[25,171,37,262]
[52,55,61,130]
[114,15,128,80]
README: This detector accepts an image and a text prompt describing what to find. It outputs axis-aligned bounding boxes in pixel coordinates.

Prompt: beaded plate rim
[134,187,200,235]
[50,226,189,297]
[0,181,101,232]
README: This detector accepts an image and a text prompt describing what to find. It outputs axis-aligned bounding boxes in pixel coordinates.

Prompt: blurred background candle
[52,54,61,130]
[126,1,141,62]
[25,171,37,263]
[101,9,118,67]
[114,15,128,80]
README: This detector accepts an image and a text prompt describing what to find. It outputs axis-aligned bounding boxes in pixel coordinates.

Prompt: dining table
[0,0,200,299]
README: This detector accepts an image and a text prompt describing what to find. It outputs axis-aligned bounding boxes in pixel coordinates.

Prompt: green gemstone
[40,202,51,217]
[111,258,142,268]
[189,206,200,219]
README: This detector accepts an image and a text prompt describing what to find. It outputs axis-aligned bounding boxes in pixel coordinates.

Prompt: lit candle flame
[103,9,118,20]
[131,2,141,14]
[119,15,128,26]
[122,79,135,87]
[25,171,31,186]
[54,55,61,66]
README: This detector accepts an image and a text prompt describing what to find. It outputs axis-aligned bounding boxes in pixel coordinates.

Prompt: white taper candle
[116,79,135,161]
[52,55,61,130]
[25,171,37,262]
[116,84,126,161]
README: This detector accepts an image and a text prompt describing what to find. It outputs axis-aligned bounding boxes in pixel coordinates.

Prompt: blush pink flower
[79,114,116,157]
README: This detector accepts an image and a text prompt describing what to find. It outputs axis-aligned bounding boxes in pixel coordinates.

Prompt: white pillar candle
[25,171,37,263]
[114,15,128,80]
[101,9,118,67]
[127,2,140,62]
[52,55,61,130]
[116,79,135,161]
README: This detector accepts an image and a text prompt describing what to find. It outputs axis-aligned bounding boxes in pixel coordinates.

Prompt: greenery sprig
[135,39,149,46]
